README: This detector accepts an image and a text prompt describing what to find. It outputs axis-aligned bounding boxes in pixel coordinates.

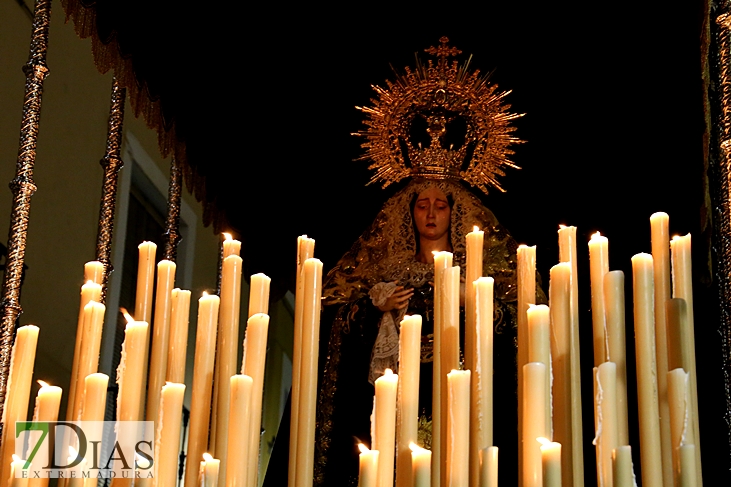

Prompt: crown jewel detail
[355,37,524,194]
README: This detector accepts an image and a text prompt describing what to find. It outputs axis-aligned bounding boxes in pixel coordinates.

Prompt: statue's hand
[376,282,414,312]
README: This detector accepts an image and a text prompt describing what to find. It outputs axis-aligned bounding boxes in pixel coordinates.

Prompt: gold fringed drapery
[0,0,52,431]
[59,0,230,234]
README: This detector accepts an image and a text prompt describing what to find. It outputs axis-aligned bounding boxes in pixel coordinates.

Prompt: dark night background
[71,0,726,484]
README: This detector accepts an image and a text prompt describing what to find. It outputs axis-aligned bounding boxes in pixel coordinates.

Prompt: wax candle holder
[94,77,126,304]
[0,0,52,431]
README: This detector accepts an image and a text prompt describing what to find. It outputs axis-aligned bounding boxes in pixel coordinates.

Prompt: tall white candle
[479,446,498,487]
[465,227,483,487]
[474,278,494,454]
[650,212,673,487]
[183,294,219,487]
[517,244,536,487]
[588,232,609,366]
[411,444,432,487]
[432,250,452,487]
[155,382,185,487]
[523,362,547,487]
[359,445,379,487]
[146,260,176,428]
[594,362,618,487]
[603,271,630,445]
[527,304,551,438]
[396,315,421,487]
[166,289,191,384]
[288,235,315,487]
[374,369,398,487]
[670,234,702,487]
[447,369,470,487]
[292,258,321,487]
[549,262,573,487]
[631,254,663,487]
[243,313,271,487]
[557,225,584,487]
[226,375,253,487]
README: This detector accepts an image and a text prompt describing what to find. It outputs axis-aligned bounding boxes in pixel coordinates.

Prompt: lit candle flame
[518,244,528,249]
[358,443,369,454]
[85,280,94,286]
[591,231,603,239]
[202,291,209,297]
[409,442,428,453]
[671,235,681,242]
[120,307,134,324]
[559,224,567,229]
[473,225,480,233]
[12,455,21,462]
[383,368,393,377]
[223,233,232,241]
[203,452,214,462]
[37,380,49,388]
[536,436,551,446]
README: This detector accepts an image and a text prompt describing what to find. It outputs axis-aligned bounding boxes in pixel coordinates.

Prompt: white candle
[527,304,551,438]
[557,225,584,487]
[594,362,618,487]
[288,235,315,487]
[67,280,102,424]
[359,445,379,487]
[446,369,470,487]
[631,254,663,487]
[670,234,702,487]
[28,382,62,487]
[549,262,573,487]
[0,325,38,487]
[603,270,630,446]
[411,444,432,487]
[155,383,185,487]
[588,232,609,366]
[612,445,637,487]
[202,453,220,487]
[432,251,452,487]
[146,259,176,427]
[396,315,421,487]
[248,273,271,317]
[83,260,104,284]
[650,212,673,487]
[540,440,562,487]
[212,254,243,486]
[374,369,398,487]
[474,278,494,454]
[166,288,191,384]
[69,301,105,422]
[479,446,498,487]
[243,313,271,487]
[465,227,483,487]
[517,244,536,487]
[678,444,697,487]
[222,233,242,258]
[226,375,253,487]
[183,294,220,487]
[523,362,547,487]
[292,257,321,487]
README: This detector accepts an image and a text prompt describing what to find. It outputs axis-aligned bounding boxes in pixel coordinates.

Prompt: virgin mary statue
[268,37,543,487]
[308,38,540,486]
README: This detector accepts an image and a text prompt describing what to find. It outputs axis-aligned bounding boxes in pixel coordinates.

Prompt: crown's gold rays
[355,37,524,195]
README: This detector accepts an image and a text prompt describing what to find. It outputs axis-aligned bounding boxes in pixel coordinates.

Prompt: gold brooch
[355,37,523,195]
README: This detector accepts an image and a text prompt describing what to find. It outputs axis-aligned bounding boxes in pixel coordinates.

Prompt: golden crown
[355,37,523,194]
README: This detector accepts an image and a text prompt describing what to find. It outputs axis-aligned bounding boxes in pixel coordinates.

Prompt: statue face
[413,186,451,241]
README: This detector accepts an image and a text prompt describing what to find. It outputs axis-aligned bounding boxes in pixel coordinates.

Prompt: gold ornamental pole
[162,156,183,263]
[0,0,52,434]
[95,77,127,304]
